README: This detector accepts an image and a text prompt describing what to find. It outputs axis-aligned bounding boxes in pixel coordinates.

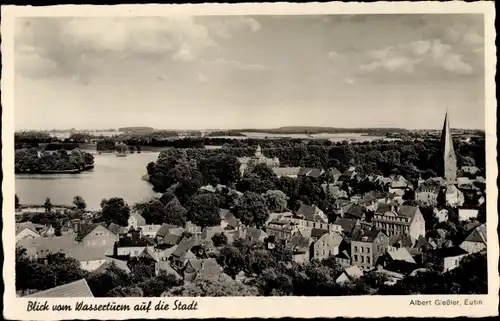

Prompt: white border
[2,2,498,319]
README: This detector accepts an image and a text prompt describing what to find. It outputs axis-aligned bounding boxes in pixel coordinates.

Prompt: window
[354,246,358,252]
[361,256,364,263]
[361,247,364,253]
[367,247,370,254]
[354,255,358,261]
[367,257,371,264]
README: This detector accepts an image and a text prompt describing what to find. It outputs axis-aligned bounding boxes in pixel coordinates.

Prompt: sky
[14,14,485,130]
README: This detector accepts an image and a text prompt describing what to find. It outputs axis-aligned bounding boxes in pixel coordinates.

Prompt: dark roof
[171,236,196,258]
[311,228,329,239]
[375,203,392,214]
[26,279,93,298]
[156,223,179,238]
[389,234,414,248]
[107,223,126,235]
[78,222,109,240]
[384,260,419,275]
[335,250,351,260]
[434,246,469,258]
[464,224,487,244]
[332,218,358,234]
[289,235,311,253]
[296,204,325,222]
[187,258,222,281]
[398,205,419,220]
[308,168,324,178]
[298,167,314,176]
[352,229,385,243]
[344,204,364,218]
[117,235,154,247]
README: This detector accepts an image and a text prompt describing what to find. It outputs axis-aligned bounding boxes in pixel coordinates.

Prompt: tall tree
[164,197,188,227]
[264,190,289,213]
[186,193,221,228]
[73,196,87,211]
[44,197,53,213]
[100,198,131,226]
[233,191,270,228]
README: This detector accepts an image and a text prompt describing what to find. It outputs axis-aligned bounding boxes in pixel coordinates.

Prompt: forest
[15,148,94,173]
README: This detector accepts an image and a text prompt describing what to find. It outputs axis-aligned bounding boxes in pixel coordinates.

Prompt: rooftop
[26,279,93,298]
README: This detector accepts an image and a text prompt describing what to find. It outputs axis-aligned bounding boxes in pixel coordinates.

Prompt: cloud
[15,17,219,80]
[359,38,478,78]
[205,16,261,39]
[209,58,268,71]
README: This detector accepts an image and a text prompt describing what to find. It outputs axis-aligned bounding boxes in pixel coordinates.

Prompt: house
[386,247,416,264]
[169,236,197,268]
[460,223,486,254]
[415,182,440,206]
[350,229,389,271]
[15,222,40,242]
[94,257,131,274]
[298,167,325,178]
[64,246,111,272]
[17,235,80,259]
[458,208,479,221]
[388,175,412,195]
[25,279,93,298]
[434,247,469,272]
[183,258,223,283]
[128,213,147,230]
[140,224,162,238]
[265,220,297,245]
[343,204,365,221]
[334,250,352,268]
[461,166,480,175]
[445,185,465,207]
[289,235,313,263]
[272,167,301,178]
[434,208,449,223]
[155,260,183,280]
[335,265,364,284]
[219,209,241,231]
[81,224,119,256]
[312,231,343,261]
[291,204,329,231]
[237,227,268,243]
[332,218,362,238]
[321,183,348,199]
[116,233,155,257]
[372,204,426,242]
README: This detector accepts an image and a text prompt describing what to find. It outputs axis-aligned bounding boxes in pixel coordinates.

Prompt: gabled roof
[343,265,364,279]
[187,258,223,281]
[463,224,487,244]
[398,205,419,220]
[78,222,109,240]
[318,232,343,248]
[17,235,80,258]
[296,204,326,223]
[141,224,162,234]
[435,246,468,258]
[15,222,39,235]
[344,204,364,219]
[171,236,196,259]
[352,229,386,243]
[272,167,301,176]
[388,248,416,264]
[332,218,358,234]
[311,228,329,239]
[26,279,93,298]
[107,223,126,235]
[157,260,182,279]
[335,249,351,260]
[129,212,147,226]
[389,234,414,248]
[156,223,179,238]
[289,235,312,254]
[329,167,342,176]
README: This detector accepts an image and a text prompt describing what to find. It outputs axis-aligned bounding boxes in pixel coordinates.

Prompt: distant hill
[118,126,155,133]
[220,126,409,135]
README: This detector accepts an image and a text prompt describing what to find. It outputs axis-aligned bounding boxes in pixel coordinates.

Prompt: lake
[15,152,161,211]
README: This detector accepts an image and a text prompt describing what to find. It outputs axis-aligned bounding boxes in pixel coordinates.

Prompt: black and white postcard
[1,2,497,319]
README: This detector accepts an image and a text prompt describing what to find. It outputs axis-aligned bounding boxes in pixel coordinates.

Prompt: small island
[15,147,95,174]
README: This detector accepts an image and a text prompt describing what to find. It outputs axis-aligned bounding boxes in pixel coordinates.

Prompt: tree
[15,194,20,209]
[233,192,270,228]
[73,196,87,211]
[212,233,228,247]
[87,262,131,297]
[108,286,144,297]
[263,190,289,213]
[164,198,188,227]
[100,198,131,226]
[44,197,53,213]
[186,193,221,228]
[139,200,167,225]
[162,275,259,297]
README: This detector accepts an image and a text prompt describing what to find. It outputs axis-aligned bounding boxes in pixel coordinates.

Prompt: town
[15,111,487,297]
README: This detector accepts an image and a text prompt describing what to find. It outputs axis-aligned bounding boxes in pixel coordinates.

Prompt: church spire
[440,109,457,184]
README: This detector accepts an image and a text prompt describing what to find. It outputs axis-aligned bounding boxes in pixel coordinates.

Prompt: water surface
[15,152,160,211]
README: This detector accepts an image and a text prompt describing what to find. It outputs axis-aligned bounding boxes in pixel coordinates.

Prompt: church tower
[440,110,457,184]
